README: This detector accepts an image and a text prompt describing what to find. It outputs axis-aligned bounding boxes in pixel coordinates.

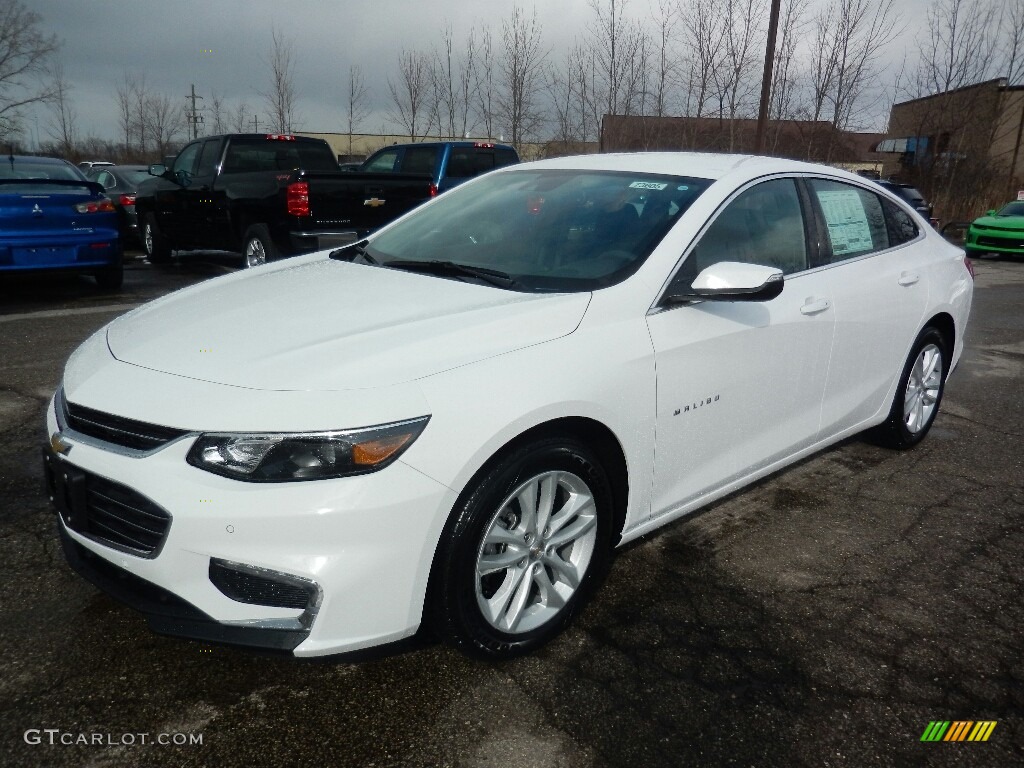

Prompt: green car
[965,201,1024,257]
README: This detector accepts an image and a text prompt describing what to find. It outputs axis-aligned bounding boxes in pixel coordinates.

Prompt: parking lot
[0,253,1021,767]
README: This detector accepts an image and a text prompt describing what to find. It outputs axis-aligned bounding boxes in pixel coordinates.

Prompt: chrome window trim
[649,172,927,315]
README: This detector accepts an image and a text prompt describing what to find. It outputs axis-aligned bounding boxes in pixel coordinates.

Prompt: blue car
[1,155,122,289]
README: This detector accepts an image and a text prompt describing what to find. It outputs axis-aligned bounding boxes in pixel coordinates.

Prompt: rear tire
[871,327,949,449]
[430,437,613,659]
[243,224,277,268]
[142,214,171,264]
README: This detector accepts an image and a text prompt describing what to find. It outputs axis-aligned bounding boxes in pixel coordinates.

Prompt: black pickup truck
[135,134,435,267]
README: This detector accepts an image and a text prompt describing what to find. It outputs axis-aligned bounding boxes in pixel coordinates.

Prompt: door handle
[898,271,920,286]
[800,298,831,315]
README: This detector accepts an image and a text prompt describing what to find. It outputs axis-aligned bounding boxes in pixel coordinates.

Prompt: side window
[363,149,400,172]
[400,146,438,175]
[881,198,919,246]
[95,171,115,189]
[172,142,202,177]
[195,139,222,177]
[808,179,889,263]
[683,178,808,282]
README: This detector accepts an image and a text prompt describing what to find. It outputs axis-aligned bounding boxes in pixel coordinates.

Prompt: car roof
[9,155,74,165]
[514,152,868,184]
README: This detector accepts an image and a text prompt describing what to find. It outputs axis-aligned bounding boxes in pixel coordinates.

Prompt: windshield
[366,169,711,292]
[997,201,1024,216]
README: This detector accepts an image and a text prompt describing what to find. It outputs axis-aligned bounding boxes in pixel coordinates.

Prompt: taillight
[73,198,116,214]
[267,134,296,141]
[964,254,976,279]
[429,182,438,197]
[119,194,136,207]
[287,182,310,216]
[473,142,495,148]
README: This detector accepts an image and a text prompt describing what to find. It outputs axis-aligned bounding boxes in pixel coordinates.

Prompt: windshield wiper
[329,240,377,264]
[383,259,517,288]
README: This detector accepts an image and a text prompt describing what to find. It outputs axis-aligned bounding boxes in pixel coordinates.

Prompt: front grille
[209,560,313,610]
[62,396,189,451]
[78,474,171,555]
[977,235,1024,248]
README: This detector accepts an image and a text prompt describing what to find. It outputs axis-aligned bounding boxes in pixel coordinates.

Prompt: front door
[646,177,836,519]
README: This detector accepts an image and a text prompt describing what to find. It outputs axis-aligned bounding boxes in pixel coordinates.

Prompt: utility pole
[754,0,783,155]
[249,114,260,132]
[186,84,205,139]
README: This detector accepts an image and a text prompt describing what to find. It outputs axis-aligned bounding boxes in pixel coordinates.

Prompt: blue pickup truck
[354,141,520,195]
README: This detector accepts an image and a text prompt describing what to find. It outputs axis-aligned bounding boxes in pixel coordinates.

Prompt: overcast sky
[24,0,921,146]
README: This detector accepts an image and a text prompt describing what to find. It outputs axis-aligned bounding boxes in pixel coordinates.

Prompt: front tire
[872,327,949,449]
[430,437,613,659]
[242,224,277,268]
[142,214,172,264]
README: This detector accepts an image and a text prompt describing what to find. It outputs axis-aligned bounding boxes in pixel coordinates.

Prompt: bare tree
[919,0,999,94]
[682,0,726,119]
[345,65,370,155]
[497,5,548,148]
[388,48,431,140]
[430,26,478,140]
[146,93,184,160]
[712,0,765,148]
[209,91,228,134]
[263,26,300,133]
[1003,0,1024,85]
[475,27,498,139]
[804,0,901,159]
[650,0,678,117]
[130,74,149,154]
[586,0,647,117]
[0,0,59,141]
[44,58,76,156]
[115,73,133,152]
[232,102,250,133]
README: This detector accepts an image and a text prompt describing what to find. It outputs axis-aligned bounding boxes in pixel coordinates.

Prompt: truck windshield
[366,169,711,292]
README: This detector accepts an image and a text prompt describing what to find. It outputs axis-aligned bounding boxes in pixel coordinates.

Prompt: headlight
[186,417,429,482]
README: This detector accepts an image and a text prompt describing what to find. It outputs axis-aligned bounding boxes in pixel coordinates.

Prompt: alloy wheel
[904,343,943,434]
[474,470,598,634]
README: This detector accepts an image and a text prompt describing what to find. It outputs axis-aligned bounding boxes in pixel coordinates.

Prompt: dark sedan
[86,164,152,246]
[0,156,122,289]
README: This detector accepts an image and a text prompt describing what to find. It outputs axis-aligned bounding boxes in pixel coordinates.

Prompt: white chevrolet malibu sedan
[44,153,973,659]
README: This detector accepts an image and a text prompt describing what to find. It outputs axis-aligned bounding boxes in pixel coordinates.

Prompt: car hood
[971,214,1024,229]
[106,257,591,391]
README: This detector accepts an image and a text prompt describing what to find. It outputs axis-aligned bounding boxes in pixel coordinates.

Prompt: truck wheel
[142,215,172,264]
[243,224,277,268]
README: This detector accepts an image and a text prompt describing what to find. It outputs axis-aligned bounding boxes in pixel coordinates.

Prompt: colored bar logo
[921,721,997,742]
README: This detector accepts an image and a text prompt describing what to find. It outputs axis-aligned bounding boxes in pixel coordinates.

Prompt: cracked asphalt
[0,254,1021,768]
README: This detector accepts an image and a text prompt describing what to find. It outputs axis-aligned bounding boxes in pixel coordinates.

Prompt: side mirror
[148,163,166,177]
[665,261,784,304]
[986,209,996,216]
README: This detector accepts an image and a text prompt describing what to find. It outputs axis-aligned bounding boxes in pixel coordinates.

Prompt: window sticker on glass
[629,181,668,190]
[817,190,873,255]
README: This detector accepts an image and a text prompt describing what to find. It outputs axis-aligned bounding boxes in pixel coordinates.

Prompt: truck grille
[62,395,189,451]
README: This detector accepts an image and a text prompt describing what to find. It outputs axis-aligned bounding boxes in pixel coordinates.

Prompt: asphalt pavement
[0,253,1021,767]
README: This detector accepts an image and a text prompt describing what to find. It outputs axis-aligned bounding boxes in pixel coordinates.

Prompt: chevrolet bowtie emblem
[32,203,43,216]
[50,432,72,455]
[363,197,386,208]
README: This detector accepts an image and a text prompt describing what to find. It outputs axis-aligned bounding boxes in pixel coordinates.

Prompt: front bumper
[44,394,456,657]
[965,228,1024,255]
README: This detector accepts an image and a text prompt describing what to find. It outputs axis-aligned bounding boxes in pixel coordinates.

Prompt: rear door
[804,177,931,436]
